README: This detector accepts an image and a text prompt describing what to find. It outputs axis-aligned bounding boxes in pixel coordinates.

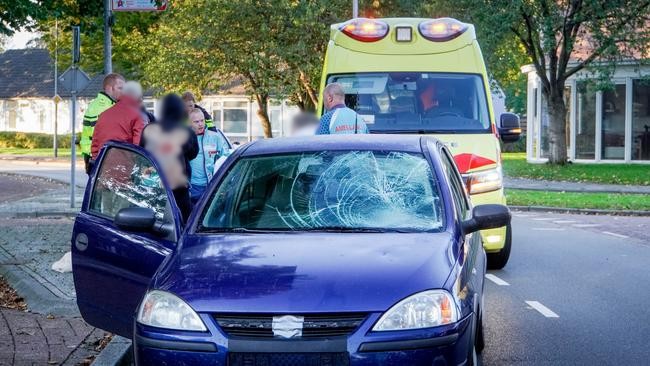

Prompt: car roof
[240,134,439,156]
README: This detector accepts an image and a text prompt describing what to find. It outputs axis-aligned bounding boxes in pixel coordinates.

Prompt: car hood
[155,232,458,313]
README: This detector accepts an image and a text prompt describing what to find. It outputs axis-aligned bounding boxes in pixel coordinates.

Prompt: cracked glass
[90,148,169,220]
[201,150,444,232]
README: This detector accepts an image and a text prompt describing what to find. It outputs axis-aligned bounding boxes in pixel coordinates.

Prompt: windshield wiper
[198,227,289,233]
[303,227,388,233]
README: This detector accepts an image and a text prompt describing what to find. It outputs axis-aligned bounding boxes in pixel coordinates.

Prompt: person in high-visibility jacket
[182,91,216,131]
[80,73,125,174]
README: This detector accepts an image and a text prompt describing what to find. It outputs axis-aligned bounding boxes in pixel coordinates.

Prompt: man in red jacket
[91,81,146,160]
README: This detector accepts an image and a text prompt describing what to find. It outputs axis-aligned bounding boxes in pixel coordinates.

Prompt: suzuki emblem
[272,315,304,338]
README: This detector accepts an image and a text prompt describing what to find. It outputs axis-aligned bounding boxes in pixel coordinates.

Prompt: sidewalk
[504,177,650,194]
[0,174,127,365]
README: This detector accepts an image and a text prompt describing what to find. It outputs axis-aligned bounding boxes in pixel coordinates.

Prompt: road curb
[0,256,79,317]
[91,336,133,366]
[509,205,650,217]
[0,211,79,218]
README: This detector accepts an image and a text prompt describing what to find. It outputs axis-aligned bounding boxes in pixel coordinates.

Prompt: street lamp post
[103,0,112,74]
[353,0,359,18]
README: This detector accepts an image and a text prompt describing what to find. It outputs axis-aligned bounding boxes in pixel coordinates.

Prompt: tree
[444,0,650,164]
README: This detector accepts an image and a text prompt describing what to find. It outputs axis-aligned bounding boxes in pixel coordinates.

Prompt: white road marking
[533,218,558,221]
[485,274,510,286]
[532,228,565,231]
[602,231,629,239]
[525,301,559,318]
[573,224,601,228]
[553,220,577,224]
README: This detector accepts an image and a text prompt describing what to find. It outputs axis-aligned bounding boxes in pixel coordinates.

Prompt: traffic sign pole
[104,0,112,74]
[70,26,80,209]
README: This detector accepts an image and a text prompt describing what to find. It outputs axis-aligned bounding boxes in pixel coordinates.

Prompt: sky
[5,30,40,49]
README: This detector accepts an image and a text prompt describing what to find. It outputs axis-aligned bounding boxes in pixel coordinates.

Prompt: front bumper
[134,312,475,365]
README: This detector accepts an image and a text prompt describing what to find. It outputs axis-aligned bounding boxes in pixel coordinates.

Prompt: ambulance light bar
[418,18,468,42]
[340,18,389,42]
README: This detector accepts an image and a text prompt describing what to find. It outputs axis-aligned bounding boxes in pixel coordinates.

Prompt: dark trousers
[83,154,93,175]
[173,187,193,224]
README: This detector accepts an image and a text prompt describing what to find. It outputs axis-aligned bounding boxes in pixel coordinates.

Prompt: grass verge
[0,148,80,157]
[506,189,650,211]
[502,153,650,186]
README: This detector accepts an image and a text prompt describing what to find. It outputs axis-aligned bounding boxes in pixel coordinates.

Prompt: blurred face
[106,79,125,100]
[190,111,206,135]
[184,99,195,113]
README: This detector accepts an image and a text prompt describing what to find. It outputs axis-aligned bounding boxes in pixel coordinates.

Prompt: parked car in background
[71,135,510,365]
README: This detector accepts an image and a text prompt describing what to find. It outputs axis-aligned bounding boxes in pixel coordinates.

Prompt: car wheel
[487,223,512,269]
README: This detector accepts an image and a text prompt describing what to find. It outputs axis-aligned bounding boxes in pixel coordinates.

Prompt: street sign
[53,94,62,104]
[59,67,91,94]
[112,0,168,11]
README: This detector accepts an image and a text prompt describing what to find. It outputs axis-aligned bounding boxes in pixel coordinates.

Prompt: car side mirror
[498,113,521,143]
[114,207,156,232]
[462,204,511,234]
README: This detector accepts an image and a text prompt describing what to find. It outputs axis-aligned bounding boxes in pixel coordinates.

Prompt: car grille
[215,313,367,338]
[228,352,350,366]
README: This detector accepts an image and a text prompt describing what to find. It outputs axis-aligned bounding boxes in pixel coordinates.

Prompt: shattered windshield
[326,72,491,133]
[200,150,444,232]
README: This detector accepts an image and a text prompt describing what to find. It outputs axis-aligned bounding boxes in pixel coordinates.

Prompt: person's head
[189,108,206,135]
[419,81,437,111]
[160,93,187,128]
[290,112,319,136]
[323,83,346,111]
[103,73,125,101]
[182,91,197,114]
[121,81,143,103]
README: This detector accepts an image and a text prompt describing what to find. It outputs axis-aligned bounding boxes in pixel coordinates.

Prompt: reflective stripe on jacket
[80,92,115,156]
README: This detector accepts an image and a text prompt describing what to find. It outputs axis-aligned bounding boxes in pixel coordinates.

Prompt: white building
[522,62,650,163]
[0,49,300,143]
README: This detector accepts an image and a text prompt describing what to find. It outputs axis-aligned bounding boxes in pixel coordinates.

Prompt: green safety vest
[80,92,115,156]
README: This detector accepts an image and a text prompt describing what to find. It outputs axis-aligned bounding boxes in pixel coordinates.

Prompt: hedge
[0,132,81,149]
[500,134,526,153]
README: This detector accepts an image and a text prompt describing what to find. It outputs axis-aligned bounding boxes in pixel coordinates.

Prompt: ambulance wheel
[487,223,511,270]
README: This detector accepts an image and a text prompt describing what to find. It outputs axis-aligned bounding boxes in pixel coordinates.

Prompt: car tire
[476,308,485,353]
[487,223,512,269]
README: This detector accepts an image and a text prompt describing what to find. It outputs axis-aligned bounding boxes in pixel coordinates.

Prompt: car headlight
[373,290,459,331]
[463,167,502,195]
[137,290,207,331]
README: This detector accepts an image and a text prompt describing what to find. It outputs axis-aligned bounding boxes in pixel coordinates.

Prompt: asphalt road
[0,160,87,188]
[482,211,650,365]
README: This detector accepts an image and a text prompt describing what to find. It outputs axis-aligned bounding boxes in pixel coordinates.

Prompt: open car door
[71,142,182,338]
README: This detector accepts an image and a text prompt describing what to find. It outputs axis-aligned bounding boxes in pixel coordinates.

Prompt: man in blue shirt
[316,83,369,135]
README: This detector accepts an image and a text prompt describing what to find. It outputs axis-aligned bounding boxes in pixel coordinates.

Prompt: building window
[575,82,596,159]
[212,101,223,130]
[223,101,248,134]
[564,86,571,156]
[6,101,17,130]
[632,80,650,161]
[143,100,156,116]
[601,84,626,160]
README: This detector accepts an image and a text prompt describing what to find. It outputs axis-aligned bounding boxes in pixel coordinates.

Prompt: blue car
[71,135,510,365]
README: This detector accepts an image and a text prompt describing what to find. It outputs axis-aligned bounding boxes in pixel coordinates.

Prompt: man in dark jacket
[182,91,216,131]
[91,81,145,160]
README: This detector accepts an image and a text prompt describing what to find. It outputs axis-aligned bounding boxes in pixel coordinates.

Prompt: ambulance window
[327,72,491,134]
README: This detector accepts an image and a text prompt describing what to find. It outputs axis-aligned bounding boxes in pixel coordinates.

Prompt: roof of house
[0,48,104,99]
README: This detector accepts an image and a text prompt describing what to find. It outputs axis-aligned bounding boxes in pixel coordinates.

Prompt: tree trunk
[546,91,568,164]
[299,70,318,108]
[254,94,273,138]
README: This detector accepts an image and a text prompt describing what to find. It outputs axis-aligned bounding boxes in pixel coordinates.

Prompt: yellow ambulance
[318,17,521,269]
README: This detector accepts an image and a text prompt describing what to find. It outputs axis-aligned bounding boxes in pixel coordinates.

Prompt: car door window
[89,147,171,222]
[440,148,470,219]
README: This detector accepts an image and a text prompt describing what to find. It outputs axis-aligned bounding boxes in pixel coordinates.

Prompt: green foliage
[442,0,650,163]
[0,131,81,149]
[506,189,650,211]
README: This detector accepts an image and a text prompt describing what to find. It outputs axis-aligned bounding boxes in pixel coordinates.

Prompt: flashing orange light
[419,18,468,42]
[340,18,389,42]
